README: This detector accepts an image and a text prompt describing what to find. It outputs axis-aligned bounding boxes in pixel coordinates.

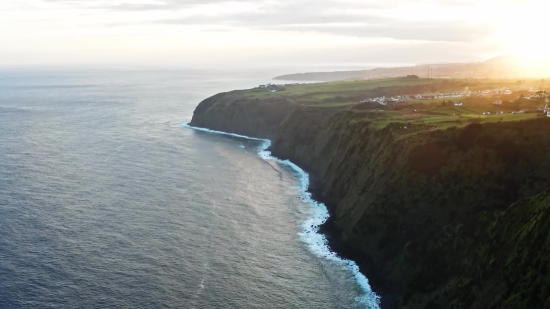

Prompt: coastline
[183,123,381,309]
[309,181,401,309]
[187,82,550,308]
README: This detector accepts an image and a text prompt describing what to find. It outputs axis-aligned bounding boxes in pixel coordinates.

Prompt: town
[253,78,550,130]
[356,87,550,117]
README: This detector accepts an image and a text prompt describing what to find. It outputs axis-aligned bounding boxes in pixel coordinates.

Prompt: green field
[369,108,539,130]
[249,77,542,100]
[245,77,440,103]
[241,77,548,131]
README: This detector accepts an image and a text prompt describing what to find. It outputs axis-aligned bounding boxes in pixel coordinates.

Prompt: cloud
[272,23,496,42]
[129,0,496,42]
[0,0,508,68]
[34,0,499,43]
[105,1,251,11]
[40,0,258,10]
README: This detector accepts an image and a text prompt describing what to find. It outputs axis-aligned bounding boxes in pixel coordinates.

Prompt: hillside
[189,77,550,309]
[401,188,550,308]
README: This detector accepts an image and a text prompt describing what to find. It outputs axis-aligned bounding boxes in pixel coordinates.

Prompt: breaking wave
[183,123,380,309]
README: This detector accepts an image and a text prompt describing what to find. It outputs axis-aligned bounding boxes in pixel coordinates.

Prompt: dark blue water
[0,70,374,308]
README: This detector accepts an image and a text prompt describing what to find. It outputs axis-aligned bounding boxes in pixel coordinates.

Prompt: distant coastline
[273,56,533,82]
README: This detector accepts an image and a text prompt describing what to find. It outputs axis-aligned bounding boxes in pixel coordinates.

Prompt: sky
[1,0,548,70]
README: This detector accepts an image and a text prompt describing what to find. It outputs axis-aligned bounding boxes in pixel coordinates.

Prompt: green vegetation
[191,76,550,309]
[246,77,439,103]
[238,77,549,132]
[272,110,550,309]
[402,188,550,309]
[249,77,543,101]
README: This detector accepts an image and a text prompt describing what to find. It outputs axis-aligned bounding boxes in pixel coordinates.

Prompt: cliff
[190,90,550,309]
[271,108,550,308]
[400,188,550,309]
[189,90,295,140]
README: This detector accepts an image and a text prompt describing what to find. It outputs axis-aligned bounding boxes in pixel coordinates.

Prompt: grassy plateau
[247,77,548,132]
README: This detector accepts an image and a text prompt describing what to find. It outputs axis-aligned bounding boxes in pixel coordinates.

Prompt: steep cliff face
[401,188,550,309]
[190,90,295,139]
[272,109,550,308]
[191,92,550,309]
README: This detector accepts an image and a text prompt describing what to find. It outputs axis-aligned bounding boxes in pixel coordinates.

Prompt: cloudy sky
[0,0,545,69]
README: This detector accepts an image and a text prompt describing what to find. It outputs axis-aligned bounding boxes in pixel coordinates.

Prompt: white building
[454,102,463,107]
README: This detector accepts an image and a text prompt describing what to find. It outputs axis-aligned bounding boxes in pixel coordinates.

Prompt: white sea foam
[182,123,266,141]
[183,123,381,309]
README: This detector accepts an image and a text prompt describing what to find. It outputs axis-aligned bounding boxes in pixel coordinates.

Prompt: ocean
[0,69,378,308]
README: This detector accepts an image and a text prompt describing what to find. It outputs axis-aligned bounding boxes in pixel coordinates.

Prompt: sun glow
[2,0,550,69]
[489,0,550,76]
[502,2,549,56]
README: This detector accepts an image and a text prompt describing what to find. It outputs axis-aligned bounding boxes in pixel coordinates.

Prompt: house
[547,111,550,117]
[483,112,491,115]
[493,100,502,105]
[454,102,463,107]
[496,111,504,115]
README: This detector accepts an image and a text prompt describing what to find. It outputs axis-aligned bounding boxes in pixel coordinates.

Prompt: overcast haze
[1,0,547,69]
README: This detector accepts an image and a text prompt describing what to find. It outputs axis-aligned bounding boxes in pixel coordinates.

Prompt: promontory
[190,77,550,309]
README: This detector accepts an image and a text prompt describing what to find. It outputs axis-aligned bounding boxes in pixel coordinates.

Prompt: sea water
[0,69,378,308]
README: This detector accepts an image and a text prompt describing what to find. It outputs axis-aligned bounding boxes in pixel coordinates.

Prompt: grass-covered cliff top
[229,77,549,131]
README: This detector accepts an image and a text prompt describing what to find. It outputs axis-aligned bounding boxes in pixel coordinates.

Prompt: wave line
[183,122,380,309]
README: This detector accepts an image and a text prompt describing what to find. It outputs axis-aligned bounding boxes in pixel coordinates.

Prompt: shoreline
[183,122,381,309]
[310,181,401,309]
[271,153,400,309]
